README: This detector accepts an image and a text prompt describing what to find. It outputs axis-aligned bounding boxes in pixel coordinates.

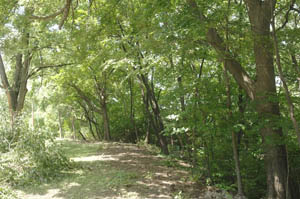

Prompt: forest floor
[14,139,205,199]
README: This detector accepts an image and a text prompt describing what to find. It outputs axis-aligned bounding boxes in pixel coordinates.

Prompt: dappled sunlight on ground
[16,189,63,199]
[71,154,118,162]
[15,140,201,199]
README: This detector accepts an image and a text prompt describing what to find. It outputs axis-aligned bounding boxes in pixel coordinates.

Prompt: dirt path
[15,140,202,199]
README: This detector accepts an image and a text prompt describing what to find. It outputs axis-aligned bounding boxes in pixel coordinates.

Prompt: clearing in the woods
[14,139,201,199]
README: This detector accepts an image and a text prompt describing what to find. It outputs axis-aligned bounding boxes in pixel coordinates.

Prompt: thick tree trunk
[102,102,111,141]
[0,18,31,126]
[246,2,289,198]
[0,53,30,126]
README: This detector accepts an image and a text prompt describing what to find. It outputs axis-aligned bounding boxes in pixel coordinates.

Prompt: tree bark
[0,11,32,125]
[101,101,111,141]
[0,53,31,124]
[246,2,289,198]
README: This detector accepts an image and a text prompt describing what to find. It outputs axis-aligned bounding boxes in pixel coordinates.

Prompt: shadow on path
[16,140,201,199]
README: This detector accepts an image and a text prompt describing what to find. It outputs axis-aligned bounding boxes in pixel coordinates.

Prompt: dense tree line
[1,0,300,198]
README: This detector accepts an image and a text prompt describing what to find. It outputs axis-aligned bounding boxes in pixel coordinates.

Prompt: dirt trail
[15,140,202,199]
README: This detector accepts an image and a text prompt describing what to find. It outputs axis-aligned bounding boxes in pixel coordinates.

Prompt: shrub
[0,117,72,186]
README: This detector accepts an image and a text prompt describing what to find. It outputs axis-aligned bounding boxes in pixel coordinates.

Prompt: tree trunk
[290,54,300,93]
[71,81,110,141]
[78,130,87,141]
[0,53,31,127]
[87,118,97,140]
[129,78,139,142]
[92,115,102,140]
[140,85,153,144]
[187,0,290,197]
[139,74,169,155]
[95,71,111,141]
[224,69,245,197]
[58,110,63,138]
[177,76,185,112]
[72,115,76,140]
[78,100,98,140]
[246,2,289,198]
[223,1,245,195]
[139,80,168,154]
[102,102,111,141]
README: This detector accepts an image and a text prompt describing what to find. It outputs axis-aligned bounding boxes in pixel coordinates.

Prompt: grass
[59,140,103,158]
[15,140,140,199]
[11,139,197,199]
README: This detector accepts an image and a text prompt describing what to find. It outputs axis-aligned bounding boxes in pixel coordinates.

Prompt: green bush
[0,117,72,186]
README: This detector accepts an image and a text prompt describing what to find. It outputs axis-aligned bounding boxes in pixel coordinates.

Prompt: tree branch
[28,63,74,78]
[291,7,300,14]
[0,54,10,89]
[29,0,73,29]
[276,0,296,32]
[59,0,72,29]
[187,0,255,99]
[70,83,102,114]
[30,8,66,20]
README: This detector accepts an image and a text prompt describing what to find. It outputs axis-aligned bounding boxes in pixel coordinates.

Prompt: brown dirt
[15,140,205,199]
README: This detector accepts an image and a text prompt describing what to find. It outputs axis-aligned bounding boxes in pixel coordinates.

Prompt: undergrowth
[0,186,18,199]
[0,115,72,198]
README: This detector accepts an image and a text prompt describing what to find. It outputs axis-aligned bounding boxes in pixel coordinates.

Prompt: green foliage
[0,117,72,186]
[0,186,18,199]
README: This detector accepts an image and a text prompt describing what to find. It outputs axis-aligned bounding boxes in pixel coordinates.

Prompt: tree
[185,0,291,198]
[0,0,74,125]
